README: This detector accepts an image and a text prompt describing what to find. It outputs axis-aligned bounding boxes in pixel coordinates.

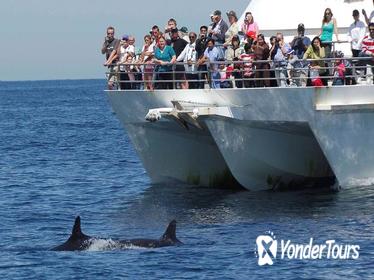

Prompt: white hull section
[205,118,333,191]
[106,86,374,191]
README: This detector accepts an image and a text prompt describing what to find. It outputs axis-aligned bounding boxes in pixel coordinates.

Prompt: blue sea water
[0,79,373,279]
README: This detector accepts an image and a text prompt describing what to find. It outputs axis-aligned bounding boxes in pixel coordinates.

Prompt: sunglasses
[189,36,196,39]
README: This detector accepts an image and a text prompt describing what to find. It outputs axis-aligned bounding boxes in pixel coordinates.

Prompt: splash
[86,238,145,251]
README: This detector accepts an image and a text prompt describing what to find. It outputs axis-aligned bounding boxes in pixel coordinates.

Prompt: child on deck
[332,51,346,86]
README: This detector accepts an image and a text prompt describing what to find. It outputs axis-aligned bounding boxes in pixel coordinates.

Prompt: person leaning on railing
[197,38,221,89]
[138,35,156,91]
[153,36,176,90]
[239,42,256,88]
[289,23,311,87]
[252,34,270,87]
[303,36,327,87]
[225,35,244,88]
[359,23,374,84]
[177,32,198,89]
[115,35,135,90]
[170,28,188,89]
[195,26,209,89]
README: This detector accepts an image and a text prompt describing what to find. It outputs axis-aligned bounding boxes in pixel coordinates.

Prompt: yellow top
[303,45,326,67]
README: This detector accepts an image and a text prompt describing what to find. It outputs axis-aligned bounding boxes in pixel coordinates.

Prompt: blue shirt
[155,45,176,72]
[204,46,220,71]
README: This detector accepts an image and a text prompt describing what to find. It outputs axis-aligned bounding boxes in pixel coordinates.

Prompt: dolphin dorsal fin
[161,220,178,241]
[71,216,84,238]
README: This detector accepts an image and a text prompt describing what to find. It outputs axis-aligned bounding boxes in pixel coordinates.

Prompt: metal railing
[105,55,374,90]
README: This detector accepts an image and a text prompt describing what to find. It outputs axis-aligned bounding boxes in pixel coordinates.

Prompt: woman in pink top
[241,12,259,40]
[139,35,155,91]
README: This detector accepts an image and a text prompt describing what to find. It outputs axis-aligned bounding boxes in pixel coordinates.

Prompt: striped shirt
[362,35,374,55]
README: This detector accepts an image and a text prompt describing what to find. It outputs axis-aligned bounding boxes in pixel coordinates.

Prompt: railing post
[173,64,176,90]
[207,62,211,89]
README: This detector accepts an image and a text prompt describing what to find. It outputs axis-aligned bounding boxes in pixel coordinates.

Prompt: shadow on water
[114,183,374,229]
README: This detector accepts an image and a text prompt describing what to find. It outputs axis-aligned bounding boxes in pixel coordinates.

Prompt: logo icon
[256,233,277,266]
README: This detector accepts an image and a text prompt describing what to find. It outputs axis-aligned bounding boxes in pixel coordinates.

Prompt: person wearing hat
[224,11,239,47]
[289,23,311,87]
[111,35,136,90]
[348,10,366,57]
[208,10,229,45]
[179,26,190,42]
[290,24,311,59]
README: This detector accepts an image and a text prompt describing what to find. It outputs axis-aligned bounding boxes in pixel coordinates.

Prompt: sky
[0,0,249,81]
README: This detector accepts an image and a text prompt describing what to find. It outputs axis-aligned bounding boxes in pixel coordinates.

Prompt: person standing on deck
[241,12,259,41]
[196,26,209,88]
[290,23,311,86]
[224,11,239,47]
[170,28,188,89]
[359,23,374,84]
[348,10,366,57]
[197,39,221,88]
[319,8,339,58]
[102,26,120,90]
[177,32,198,89]
[209,10,229,59]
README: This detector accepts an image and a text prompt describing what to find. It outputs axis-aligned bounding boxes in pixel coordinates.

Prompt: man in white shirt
[348,10,367,57]
[177,32,198,88]
[362,0,374,26]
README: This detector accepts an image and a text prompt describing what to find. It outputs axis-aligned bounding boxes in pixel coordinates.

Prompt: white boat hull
[204,117,333,190]
[106,86,374,191]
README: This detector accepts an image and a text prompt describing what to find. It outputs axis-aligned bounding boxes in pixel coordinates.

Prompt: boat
[106,0,374,191]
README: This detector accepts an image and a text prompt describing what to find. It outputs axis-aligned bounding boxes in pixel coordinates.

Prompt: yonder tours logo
[255,232,360,266]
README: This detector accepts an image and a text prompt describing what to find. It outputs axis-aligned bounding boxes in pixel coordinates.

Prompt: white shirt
[177,42,197,72]
[141,42,155,62]
[348,20,367,50]
[119,45,135,71]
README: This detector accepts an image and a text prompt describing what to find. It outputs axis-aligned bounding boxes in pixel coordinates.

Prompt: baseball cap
[180,26,188,33]
[212,10,221,16]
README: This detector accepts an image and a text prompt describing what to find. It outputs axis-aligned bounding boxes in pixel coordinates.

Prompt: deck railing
[105,55,374,90]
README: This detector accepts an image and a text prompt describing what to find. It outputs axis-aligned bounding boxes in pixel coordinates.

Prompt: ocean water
[0,79,373,279]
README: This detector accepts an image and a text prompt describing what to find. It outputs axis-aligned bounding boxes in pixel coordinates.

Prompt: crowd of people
[102,3,374,90]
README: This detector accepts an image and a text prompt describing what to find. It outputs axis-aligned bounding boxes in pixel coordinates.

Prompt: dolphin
[52,216,182,251]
